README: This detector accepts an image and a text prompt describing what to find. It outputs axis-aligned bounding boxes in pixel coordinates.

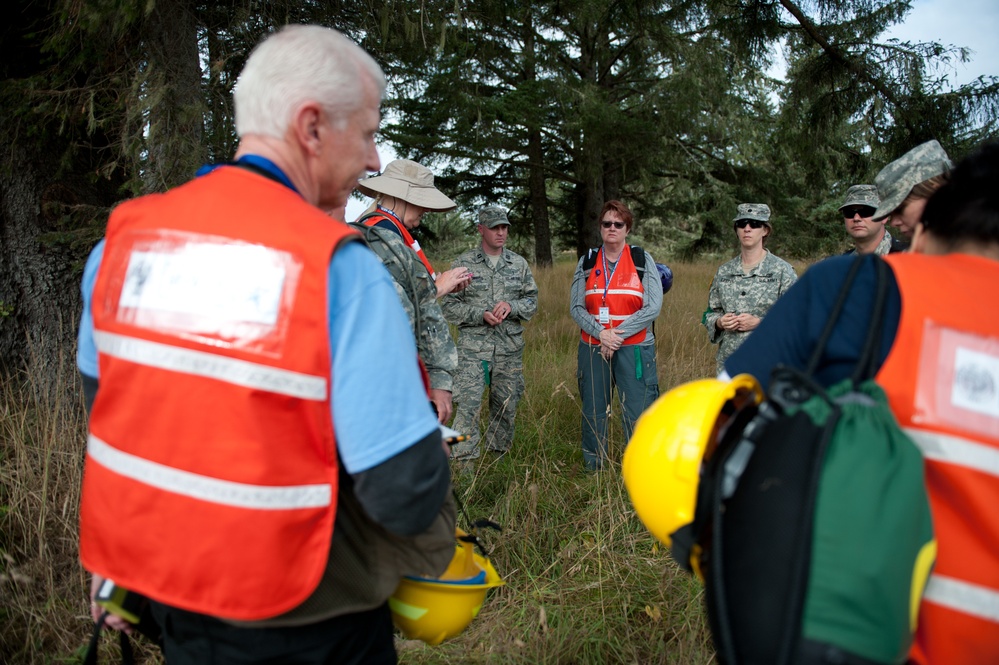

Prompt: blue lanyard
[195,155,300,195]
[600,246,618,305]
[376,204,402,223]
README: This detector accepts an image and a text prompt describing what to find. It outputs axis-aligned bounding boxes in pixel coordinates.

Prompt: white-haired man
[76,25,454,664]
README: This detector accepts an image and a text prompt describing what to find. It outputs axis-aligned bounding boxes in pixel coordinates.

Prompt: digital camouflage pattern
[349,223,457,392]
[873,140,953,220]
[441,246,538,460]
[843,228,908,257]
[839,184,879,210]
[733,203,771,223]
[872,229,896,256]
[478,205,509,228]
[703,250,798,374]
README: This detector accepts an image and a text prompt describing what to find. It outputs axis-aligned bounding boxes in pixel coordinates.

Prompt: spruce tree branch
[777,0,911,131]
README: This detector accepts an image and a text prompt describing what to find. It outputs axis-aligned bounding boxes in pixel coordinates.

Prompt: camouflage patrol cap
[872,140,953,220]
[839,185,879,211]
[478,205,510,228]
[733,203,771,224]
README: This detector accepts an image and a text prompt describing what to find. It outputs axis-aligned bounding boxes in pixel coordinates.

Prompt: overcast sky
[346,2,997,221]
[885,0,998,87]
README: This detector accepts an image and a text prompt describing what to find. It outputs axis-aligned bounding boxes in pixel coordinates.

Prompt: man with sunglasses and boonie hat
[839,184,907,256]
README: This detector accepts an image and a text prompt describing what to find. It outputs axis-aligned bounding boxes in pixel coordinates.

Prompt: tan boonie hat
[733,203,771,224]
[872,140,952,220]
[839,185,880,211]
[478,206,510,228]
[356,159,457,211]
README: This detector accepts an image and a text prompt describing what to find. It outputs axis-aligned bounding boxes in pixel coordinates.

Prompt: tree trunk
[0,140,90,400]
[527,129,552,266]
[575,171,605,256]
[145,0,206,192]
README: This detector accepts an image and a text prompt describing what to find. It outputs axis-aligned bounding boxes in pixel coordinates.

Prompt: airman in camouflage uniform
[441,206,538,461]
[349,222,458,417]
[703,203,798,374]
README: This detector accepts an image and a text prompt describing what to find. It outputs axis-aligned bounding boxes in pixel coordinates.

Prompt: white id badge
[598,307,610,325]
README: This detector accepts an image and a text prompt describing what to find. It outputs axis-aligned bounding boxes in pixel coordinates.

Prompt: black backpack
[581,246,673,294]
[674,257,935,665]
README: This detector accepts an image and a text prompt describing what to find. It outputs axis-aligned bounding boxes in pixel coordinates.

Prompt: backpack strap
[803,255,890,382]
[804,256,866,376]
[853,258,890,383]
[630,245,646,279]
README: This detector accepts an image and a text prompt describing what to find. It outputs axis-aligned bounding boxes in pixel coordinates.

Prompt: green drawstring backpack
[676,257,936,665]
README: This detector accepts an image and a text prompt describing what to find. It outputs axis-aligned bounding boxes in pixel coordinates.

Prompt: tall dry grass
[401,256,723,664]
[0,255,764,664]
[1,358,90,663]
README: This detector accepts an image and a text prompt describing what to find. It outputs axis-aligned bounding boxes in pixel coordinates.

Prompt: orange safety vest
[582,246,647,345]
[359,209,437,279]
[879,252,999,664]
[80,166,358,621]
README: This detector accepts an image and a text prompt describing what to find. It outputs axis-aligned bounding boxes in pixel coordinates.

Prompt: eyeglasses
[734,219,765,229]
[842,206,876,219]
[601,220,626,229]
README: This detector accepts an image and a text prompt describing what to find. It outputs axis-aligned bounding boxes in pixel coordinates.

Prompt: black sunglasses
[734,219,765,229]
[842,206,876,219]
[601,220,626,229]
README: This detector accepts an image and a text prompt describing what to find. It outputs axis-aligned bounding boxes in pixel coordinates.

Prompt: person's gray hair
[234,25,386,139]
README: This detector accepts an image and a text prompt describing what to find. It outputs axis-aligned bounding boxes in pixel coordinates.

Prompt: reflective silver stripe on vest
[88,435,332,510]
[94,331,326,401]
[924,574,999,624]
[905,427,999,478]
[584,289,644,298]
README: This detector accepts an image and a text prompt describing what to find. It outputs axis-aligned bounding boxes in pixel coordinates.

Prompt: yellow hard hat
[389,535,505,646]
[622,374,762,554]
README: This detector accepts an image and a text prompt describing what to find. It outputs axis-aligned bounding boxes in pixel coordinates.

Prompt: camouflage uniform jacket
[349,222,457,392]
[441,247,538,359]
[844,228,908,256]
[703,250,798,370]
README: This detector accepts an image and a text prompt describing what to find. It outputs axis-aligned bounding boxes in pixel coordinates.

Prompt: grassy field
[0,254,808,664]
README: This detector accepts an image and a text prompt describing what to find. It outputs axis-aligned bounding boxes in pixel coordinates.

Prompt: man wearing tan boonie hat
[353,159,471,423]
[357,159,458,212]
[355,159,472,298]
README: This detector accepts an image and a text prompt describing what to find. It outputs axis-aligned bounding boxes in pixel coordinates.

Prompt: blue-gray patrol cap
[733,203,771,224]
[839,185,879,211]
[872,140,952,220]
[478,205,510,228]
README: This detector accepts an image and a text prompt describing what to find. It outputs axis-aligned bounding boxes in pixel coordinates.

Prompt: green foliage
[368,0,996,261]
[6,0,995,262]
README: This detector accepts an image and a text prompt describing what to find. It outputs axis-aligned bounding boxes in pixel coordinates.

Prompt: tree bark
[527,129,552,266]
[0,139,91,400]
[145,0,206,192]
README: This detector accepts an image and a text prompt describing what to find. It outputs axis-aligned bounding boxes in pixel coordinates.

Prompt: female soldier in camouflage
[703,203,797,374]
[872,139,953,241]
